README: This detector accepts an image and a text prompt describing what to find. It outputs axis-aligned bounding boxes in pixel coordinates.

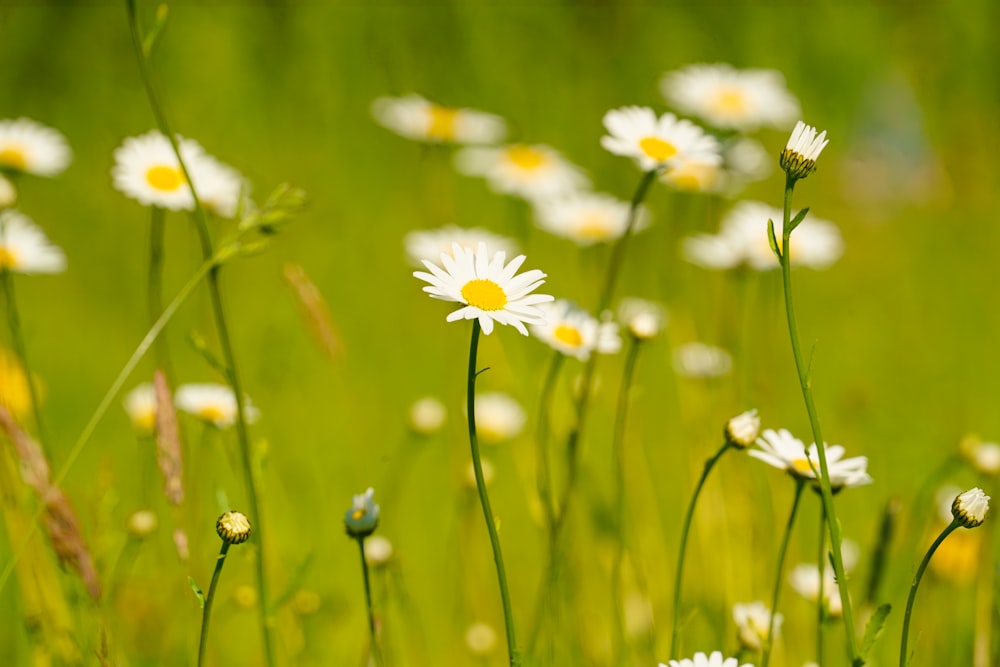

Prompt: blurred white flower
[733,600,781,652]
[404,225,519,267]
[192,155,248,219]
[725,409,761,449]
[175,383,260,429]
[533,191,648,245]
[465,458,495,489]
[789,563,843,617]
[531,299,621,361]
[473,392,526,444]
[0,175,16,208]
[0,117,72,176]
[455,143,589,200]
[672,342,732,378]
[465,622,498,656]
[123,382,157,435]
[618,298,667,340]
[660,650,752,667]
[0,210,65,274]
[602,106,721,172]
[408,396,447,435]
[363,535,394,567]
[371,95,506,144]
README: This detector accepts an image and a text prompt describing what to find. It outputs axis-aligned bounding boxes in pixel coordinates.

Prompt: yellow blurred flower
[0,346,34,418]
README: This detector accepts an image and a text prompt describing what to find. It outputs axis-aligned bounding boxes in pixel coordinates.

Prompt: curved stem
[611,337,643,665]
[668,440,732,659]
[779,174,859,664]
[0,268,47,447]
[761,479,805,667]
[357,537,382,666]
[197,541,231,667]
[899,521,959,667]
[817,500,827,665]
[466,320,519,666]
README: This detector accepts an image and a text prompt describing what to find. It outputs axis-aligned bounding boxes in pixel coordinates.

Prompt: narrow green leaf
[767,218,781,259]
[860,603,891,660]
[141,4,170,57]
[788,206,810,233]
[188,576,205,609]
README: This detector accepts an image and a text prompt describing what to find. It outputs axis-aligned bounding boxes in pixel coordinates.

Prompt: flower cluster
[124,382,260,433]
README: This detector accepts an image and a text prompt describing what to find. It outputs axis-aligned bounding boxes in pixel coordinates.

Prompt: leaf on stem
[788,207,810,234]
[141,4,170,57]
[767,219,781,259]
[189,576,206,609]
[860,603,890,662]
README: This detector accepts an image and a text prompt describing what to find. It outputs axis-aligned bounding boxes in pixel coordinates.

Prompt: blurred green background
[2,1,1000,665]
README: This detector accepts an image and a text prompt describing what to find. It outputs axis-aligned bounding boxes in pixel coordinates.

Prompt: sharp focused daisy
[733,601,782,652]
[413,242,553,335]
[681,201,843,271]
[751,428,872,489]
[123,382,157,435]
[618,297,667,340]
[672,342,732,378]
[112,130,207,210]
[404,225,519,267]
[530,299,621,361]
[533,191,649,245]
[953,487,990,528]
[601,106,721,172]
[660,64,801,132]
[0,118,72,177]
[174,383,260,429]
[455,143,589,200]
[473,391,526,444]
[781,121,829,181]
[0,210,66,274]
[659,650,753,667]
[371,94,507,144]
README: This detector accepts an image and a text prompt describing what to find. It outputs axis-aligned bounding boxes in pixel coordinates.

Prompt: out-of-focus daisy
[789,563,843,617]
[751,428,872,489]
[465,622,498,656]
[371,95,506,144]
[733,601,781,652]
[533,191,649,245]
[413,242,553,336]
[530,299,621,361]
[123,383,157,435]
[781,121,829,181]
[0,210,66,274]
[363,535,394,567]
[465,458,495,489]
[174,383,260,429]
[672,342,732,378]
[408,396,447,435]
[725,409,761,449]
[404,225,518,267]
[191,155,248,219]
[659,650,752,667]
[455,143,589,200]
[660,154,723,193]
[601,106,721,172]
[660,64,800,132]
[0,118,72,177]
[0,346,33,419]
[0,175,16,208]
[959,436,1000,476]
[112,130,207,210]
[681,201,843,271]
[127,510,158,539]
[473,392,526,444]
[618,297,666,340]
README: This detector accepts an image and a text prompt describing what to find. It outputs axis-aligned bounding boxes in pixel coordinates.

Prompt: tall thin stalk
[817,500,827,665]
[761,479,805,667]
[0,267,47,447]
[899,521,959,667]
[197,541,231,667]
[356,536,383,667]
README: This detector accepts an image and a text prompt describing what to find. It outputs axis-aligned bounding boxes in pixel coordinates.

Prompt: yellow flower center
[790,458,816,476]
[553,324,583,348]
[575,216,613,241]
[0,246,17,270]
[664,162,719,192]
[197,405,227,423]
[351,508,366,520]
[134,409,157,434]
[0,349,32,418]
[638,136,677,162]
[461,279,507,311]
[506,145,546,171]
[427,105,458,141]
[145,165,185,192]
[0,146,28,170]
[712,87,748,116]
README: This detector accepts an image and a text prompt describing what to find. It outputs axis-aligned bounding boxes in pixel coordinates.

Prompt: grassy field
[1,1,999,666]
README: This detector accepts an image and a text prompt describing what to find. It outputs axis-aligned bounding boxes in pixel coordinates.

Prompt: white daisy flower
[473,392,526,444]
[0,118,72,177]
[123,383,157,435]
[112,130,209,210]
[404,225,519,267]
[363,535,394,567]
[660,64,801,132]
[530,299,621,361]
[414,242,553,336]
[408,396,447,435]
[789,563,843,617]
[733,600,781,652]
[781,121,829,180]
[618,297,667,340]
[371,94,506,144]
[174,383,260,429]
[0,174,16,208]
[751,428,872,489]
[465,622,498,656]
[0,210,66,274]
[660,154,724,193]
[191,154,248,219]
[601,106,721,172]
[659,650,753,667]
[960,438,1000,476]
[455,143,589,200]
[953,487,990,528]
[725,409,761,449]
[661,137,771,195]
[672,342,732,378]
[533,191,649,245]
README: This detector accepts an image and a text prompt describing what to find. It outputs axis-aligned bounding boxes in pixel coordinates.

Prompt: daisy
[0,346,32,419]
[781,121,829,181]
[0,174,16,208]
[751,428,872,489]
[174,383,260,429]
[413,242,553,335]
[530,299,621,361]
[659,650,753,667]
[789,563,843,617]
[404,225,519,267]
[962,439,1000,476]
[465,622,498,656]
[112,130,206,210]
[0,118,72,177]
[952,487,990,528]
[123,383,157,435]
[408,396,447,435]
[533,191,649,245]
[672,342,732,378]
[618,297,667,340]
[660,64,801,132]
[455,143,589,200]
[660,154,723,193]
[371,94,506,144]
[473,391,526,444]
[733,601,782,652]
[0,210,66,274]
[363,535,394,567]
[601,106,721,172]
[190,154,248,219]
[343,487,379,538]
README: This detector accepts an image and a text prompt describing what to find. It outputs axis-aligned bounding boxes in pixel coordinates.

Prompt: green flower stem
[817,500,827,665]
[0,267,47,448]
[467,320,519,666]
[535,351,565,528]
[899,520,960,667]
[668,440,732,659]
[761,479,806,667]
[611,336,643,665]
[779,173,860,665]
[356,537,382,667]
[197,541,231,667]
[0,257,215,595]
[125,4,275,665]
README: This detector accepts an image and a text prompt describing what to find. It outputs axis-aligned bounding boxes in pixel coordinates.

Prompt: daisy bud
[952,487,990,528]
[344,487,379,538]
[780,121,828,181]
[216,511,252,545]
[725,409,760,448]
[127,510,158,539]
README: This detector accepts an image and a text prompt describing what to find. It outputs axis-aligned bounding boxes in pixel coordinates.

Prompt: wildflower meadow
[2,2,1000,666]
